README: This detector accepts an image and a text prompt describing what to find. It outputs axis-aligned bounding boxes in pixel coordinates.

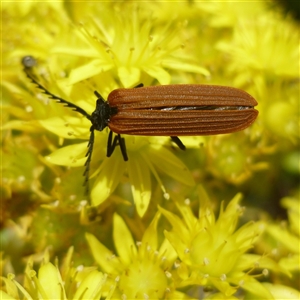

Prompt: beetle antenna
[22,56,95,199]
[83,127,95,196]
[22,56,91,120]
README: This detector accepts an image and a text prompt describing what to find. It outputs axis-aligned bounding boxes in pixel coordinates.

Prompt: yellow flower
[0,247,115,299]
[198,1,267,28]
[59,8,209,87]
[47,134,195,216]
[2,1,299,298]
[86,212,182,299]
[245,283,300,300]
[2,2,208,214]
[206,133,268,185]
[266,195,300,274]
[282,196,300,237]
[159,187,276,298]
[263,83,299,144]
[214,5,299,147]
[216,14,299,86]
[0,134,51,200]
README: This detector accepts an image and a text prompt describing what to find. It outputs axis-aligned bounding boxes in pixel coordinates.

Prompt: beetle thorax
[90,99,113,131]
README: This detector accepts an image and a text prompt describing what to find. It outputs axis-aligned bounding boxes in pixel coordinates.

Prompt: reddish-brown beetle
[22,56,258,190]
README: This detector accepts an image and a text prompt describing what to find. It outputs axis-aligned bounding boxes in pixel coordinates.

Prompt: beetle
[22,56,258,192]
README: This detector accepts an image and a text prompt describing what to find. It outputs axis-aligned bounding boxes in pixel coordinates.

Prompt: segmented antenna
[22,56,94,198]
[22,56,91,120]
[83,127,95,195]
[83,128,95,197]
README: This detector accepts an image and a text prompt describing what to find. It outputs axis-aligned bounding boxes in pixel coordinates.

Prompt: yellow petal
[91,155,126,206]
[73,270,106,300]
[127,154,151,217]
[150,146,195,186]
[0,276,19,300]
[141,211,161,251]
[38,262,66,299]
[86,233,121,274]
[46,142,87,167]
[113,214,137,265]
[279,254,300,272]
[143,65,171,85]
[267,224,299,253]
[39,116,89,139]
[235,275,273,299]
[0,290,16,300]
[118,66,141,87]
[68,59,113,84]
[162,59,210,76]
[262,283,300,300]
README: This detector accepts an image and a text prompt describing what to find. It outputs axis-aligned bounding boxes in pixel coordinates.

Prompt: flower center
[119,259,167,299]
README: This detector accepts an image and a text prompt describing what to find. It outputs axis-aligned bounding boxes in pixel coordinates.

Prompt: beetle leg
[170,136,186,150]
[134,83,144,88]
[107,130,116,157]
[107,131,128,161]
[118,134,128,161]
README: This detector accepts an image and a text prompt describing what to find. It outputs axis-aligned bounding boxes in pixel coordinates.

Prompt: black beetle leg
[107,131,128,161]
[118,134,128,161]
[170,136,186,150]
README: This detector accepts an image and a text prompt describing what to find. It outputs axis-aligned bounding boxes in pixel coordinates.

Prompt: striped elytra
[107,85,258,136]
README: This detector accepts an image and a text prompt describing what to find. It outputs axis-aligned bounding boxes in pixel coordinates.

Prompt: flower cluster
[1,247,116,299]
[1,1,299,299]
